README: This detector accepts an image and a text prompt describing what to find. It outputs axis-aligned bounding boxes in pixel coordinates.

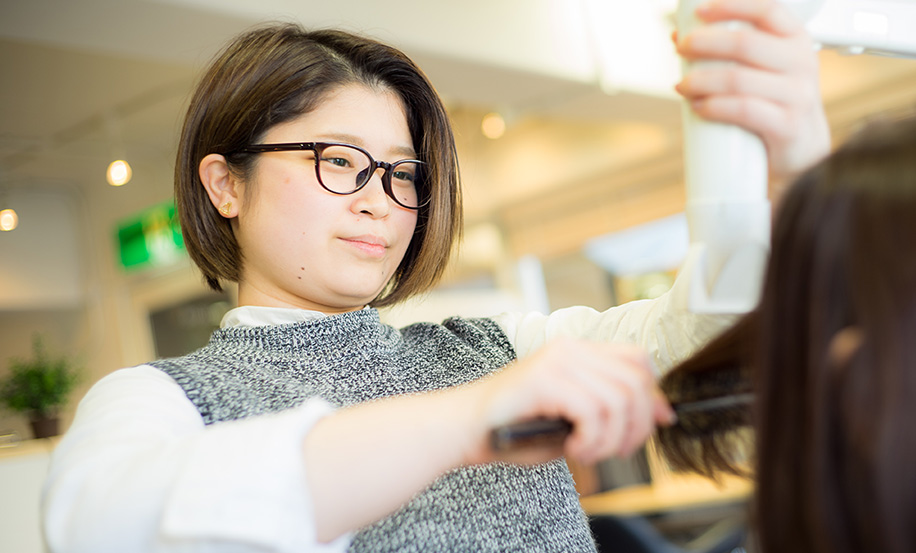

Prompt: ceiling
[2,0,916,254]
[0,0,672,196]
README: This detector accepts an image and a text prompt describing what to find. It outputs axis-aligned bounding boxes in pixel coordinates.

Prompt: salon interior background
[2,0,916,439]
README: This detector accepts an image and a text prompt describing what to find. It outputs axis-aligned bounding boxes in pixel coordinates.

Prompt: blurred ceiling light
[460,222,505,268]
[107,159,132,186]
[481,112,507,139]
[0,208,18,231]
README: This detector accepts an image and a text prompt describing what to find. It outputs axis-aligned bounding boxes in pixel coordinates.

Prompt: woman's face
[232,84,419,313]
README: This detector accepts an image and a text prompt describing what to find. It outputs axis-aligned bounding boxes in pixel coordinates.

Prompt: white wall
[0,188,83,309]
[0,441,54,553]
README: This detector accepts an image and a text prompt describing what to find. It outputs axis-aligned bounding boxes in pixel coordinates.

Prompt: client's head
[659,113,916,553]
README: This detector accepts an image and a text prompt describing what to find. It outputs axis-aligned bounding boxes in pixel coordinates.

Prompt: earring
[219,202,232,216]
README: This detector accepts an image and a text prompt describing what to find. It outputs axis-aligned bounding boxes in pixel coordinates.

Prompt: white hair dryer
[678,0,916,314]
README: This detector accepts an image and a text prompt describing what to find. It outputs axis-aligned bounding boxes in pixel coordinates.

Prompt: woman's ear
[199,153,241,218]
[827,327,864,370]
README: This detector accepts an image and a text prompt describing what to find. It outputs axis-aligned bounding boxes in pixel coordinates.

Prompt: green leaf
[1,334,81,418]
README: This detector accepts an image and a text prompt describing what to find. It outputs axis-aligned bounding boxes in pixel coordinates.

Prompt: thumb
[653,387,677,427]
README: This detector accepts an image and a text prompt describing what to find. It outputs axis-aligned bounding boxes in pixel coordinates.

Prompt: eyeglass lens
[316,144,424,209]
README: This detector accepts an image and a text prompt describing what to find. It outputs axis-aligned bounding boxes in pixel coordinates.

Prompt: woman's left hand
[675,0,831,180]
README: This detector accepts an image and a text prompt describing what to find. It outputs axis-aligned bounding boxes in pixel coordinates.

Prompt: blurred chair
[590,512,748,553]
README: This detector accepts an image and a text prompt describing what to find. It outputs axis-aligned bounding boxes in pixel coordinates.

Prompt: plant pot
[30,415,60,439]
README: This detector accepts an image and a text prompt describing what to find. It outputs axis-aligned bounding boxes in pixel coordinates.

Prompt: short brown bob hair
[175,24,461,307]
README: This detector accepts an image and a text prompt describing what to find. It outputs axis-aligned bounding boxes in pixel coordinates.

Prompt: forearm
[44,367,340,553]
[496,278,735,373]
[304,386,482,543]
[304,337,676,543]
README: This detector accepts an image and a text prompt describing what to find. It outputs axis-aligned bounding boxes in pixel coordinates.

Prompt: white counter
[0,436,58,553]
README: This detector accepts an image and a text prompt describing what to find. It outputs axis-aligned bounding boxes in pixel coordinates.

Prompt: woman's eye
[392,170,415,183]
[323,157,351,168]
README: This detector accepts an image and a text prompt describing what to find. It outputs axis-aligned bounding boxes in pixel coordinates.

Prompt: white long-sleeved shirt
[42,268,733,553]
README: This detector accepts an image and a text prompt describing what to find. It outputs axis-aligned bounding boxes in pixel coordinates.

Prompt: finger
[562,351,656,460]
[596,348,660,447]
[483,365,580,465]
[653,387,677,427]
[570,384,629,464]
[694,0,805,36]
[690,94,796,146]
[609,387,674,460]
[603,369,654,458]
[549,348,637,461]
[608,376,656,458]
[549,378,614,461]
[565,366,638,461]
[678,24,812,73]
[677,66,814,108]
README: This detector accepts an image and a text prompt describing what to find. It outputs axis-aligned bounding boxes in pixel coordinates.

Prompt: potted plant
[1,334,81,439]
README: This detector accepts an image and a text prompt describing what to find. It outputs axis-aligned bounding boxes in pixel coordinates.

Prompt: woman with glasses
[42,1,830,551]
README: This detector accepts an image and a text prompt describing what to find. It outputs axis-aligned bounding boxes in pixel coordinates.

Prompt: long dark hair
[657,114,916,553]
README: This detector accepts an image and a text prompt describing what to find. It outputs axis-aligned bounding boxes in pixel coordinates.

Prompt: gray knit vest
[150,308,597,553]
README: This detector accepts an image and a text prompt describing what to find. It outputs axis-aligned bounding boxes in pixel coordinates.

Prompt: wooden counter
[580,472,753,516]
[0,434,58,460]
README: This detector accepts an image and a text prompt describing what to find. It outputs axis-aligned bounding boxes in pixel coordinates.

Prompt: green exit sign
[116,201,185,270]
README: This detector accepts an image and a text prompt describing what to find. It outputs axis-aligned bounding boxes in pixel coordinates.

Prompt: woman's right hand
[462,338,676,467]
[674,0,831,182]
[304,337,673,541]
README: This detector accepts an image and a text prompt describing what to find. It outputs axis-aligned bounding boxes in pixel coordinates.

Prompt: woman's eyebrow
[320,132,417,159]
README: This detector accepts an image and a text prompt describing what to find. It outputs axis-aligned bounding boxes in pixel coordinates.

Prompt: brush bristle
[656,314,757,478]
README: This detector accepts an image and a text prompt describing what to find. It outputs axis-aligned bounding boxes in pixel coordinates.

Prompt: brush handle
[672,392,754,415]
[489,418,573,453]
[489,393,754,452]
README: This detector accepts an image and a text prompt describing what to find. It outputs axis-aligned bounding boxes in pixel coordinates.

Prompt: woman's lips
[340,235,388,258]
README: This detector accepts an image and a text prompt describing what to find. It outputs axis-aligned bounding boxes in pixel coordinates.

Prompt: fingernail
[696,1,715,15]
[667,408,678,426]
[676,34,688,51]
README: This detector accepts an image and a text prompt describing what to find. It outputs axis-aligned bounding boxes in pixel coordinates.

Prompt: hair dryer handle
[677,0,770,314]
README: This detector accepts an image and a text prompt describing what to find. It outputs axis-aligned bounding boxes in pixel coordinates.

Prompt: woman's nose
[350,166,391,217]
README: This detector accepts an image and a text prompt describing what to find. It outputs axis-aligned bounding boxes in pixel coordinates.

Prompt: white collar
[219,305,331,329]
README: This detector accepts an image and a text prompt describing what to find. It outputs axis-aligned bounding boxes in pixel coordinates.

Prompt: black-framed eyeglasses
[231,142,429,209]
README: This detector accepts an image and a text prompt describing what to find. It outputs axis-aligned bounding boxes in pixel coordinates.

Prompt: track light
[0,208,18,231]
[107,159,132,186]
[481,112,507,140]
